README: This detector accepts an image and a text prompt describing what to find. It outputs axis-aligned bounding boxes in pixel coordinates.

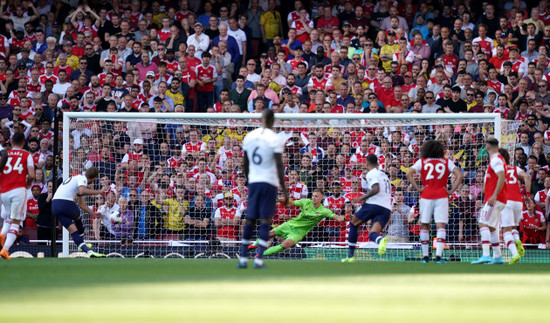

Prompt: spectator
[521,196,546,244]
[386,188,411,243]
[184,194,211,240]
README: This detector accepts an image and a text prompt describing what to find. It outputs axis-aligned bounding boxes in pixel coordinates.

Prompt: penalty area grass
[0,259,549,322]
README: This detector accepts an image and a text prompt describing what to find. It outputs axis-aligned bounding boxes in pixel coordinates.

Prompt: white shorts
[501,200,523,228]
[1,187,28,221]
[419,198,449,224]
[478,201,506,228]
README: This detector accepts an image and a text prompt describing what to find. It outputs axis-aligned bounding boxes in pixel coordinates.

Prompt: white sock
[436,228,446,257]
[239,256,247,264]
[254,257,264,266]
[3,223,19,251]
[420,229,429,257]
[491,230,501,259]
[480,227,491,257]
[1,219,12,235]
[504,231,518,257]
[512,229,520,241]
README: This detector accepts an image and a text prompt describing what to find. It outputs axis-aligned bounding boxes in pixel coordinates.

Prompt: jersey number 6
[252,147,262,165]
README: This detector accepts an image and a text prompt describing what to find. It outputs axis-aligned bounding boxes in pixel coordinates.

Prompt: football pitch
[1,259,549,323]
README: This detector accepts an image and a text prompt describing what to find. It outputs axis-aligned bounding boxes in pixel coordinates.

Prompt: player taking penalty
[251,190,344,256]
[52,167,108,258]
[0,133,35,260]
[342,154,392,263]
[238,110,288,269]
[406,140,463,263]
[472,138,507,265]
[499,148,530,265]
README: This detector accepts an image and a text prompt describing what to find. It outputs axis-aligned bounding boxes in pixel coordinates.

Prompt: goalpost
[57,112,548,262]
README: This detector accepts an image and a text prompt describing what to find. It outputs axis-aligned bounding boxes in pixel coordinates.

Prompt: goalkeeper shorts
[273,222,307,243]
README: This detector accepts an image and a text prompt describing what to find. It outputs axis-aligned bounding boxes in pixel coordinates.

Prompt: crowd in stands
[0,0,549,247]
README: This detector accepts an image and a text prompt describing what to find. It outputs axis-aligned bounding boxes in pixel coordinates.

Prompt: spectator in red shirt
[376,76,395,108]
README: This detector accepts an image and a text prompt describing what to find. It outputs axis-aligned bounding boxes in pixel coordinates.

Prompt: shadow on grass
[1,259,549,292]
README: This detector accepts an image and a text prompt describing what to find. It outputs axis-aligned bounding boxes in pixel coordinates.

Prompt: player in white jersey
[238,110,287,269]
[52,167,108,257]
[342,154,392,262]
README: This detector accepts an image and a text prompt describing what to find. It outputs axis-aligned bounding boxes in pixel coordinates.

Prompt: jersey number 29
[424,162,445,180]
[3,157,23,175]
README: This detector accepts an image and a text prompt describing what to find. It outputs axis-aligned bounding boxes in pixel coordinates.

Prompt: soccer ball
[108,211,123,224]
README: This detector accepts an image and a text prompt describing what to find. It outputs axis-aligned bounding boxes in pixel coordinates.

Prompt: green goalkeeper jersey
[286,199,334,233]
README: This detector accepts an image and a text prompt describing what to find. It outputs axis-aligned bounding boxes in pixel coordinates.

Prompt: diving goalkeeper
[251,189,345,256]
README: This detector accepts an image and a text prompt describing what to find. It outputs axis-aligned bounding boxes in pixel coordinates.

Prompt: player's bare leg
[0,219,21,260]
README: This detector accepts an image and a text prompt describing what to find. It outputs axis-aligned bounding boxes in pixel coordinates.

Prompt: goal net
[53,112,549,263]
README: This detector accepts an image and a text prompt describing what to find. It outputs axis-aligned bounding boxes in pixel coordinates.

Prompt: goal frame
[60,112,503,258]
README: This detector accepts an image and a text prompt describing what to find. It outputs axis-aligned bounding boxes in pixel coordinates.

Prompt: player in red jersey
[0,133,35,259]
[499,149,531,264]
[472,138,507,265]
[406,140,463,263]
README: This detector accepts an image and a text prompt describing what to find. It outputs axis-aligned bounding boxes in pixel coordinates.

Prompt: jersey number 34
[3,157,23,175]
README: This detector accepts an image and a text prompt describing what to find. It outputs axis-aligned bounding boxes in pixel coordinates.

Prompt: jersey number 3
[507,169,517,184]
[3,157,23,175]
[424,163,445,180]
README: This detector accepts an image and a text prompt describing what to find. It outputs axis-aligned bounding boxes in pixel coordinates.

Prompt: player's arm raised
[447,167,464,196]
[351,183,380,204]
[406,168,423,193]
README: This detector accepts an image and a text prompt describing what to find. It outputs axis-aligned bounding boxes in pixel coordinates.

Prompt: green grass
[1,259,549,322]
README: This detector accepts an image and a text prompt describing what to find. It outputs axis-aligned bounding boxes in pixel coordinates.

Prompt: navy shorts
[52,199,81,221]
[354,203,391,228]
[246,182,278,220]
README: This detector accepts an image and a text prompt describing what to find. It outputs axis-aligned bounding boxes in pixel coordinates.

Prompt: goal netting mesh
[50,112,549,262]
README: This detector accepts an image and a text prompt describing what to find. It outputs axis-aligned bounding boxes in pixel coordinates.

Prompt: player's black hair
[262,109,275,129]
[499,148,510,164]
[12,132,26,146]
[486,137,499,148]
[366,154,378,166]
[85,167,99,180]
[420,140,444,159]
